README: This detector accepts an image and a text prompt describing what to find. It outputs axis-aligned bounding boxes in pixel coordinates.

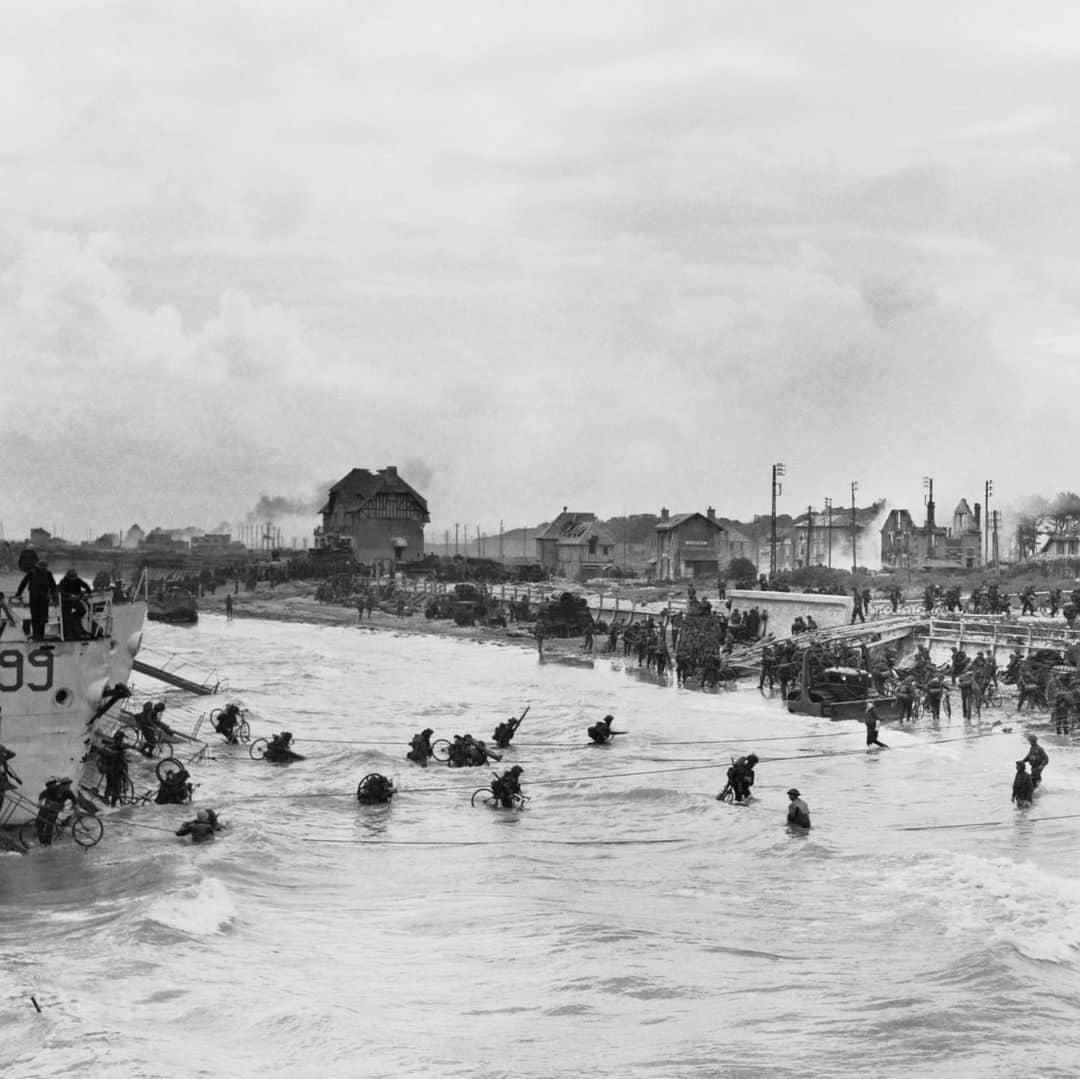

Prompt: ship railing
[1,590,116,642]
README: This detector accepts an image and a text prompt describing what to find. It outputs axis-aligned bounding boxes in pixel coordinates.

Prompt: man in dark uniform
[863,703,889,748]
[726,753,759,801]
[786,788,811,829]
[155,764,194,805]
[924,676,946,720]
[897,678,916,722]
[14,558,59,641]
[490,765,524,808]
[407,727,435,765]
[35,777,78,845]
[58,568,93,639]
[1011,762,1034,807]
[100,730,130,807]
[850,588,865,624]
[587,714,618,744]
[1023,735,1049,787]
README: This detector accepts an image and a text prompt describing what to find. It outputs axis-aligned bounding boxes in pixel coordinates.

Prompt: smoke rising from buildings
[246,479,337,521]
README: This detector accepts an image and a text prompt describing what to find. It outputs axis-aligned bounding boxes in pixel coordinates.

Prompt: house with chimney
[881,496,983,570]
[654,507,726,580]
[317,466,429,568]
[535,509,616,580]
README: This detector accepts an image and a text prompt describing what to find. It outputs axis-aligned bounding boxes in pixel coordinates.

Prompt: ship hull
[0,598,146,826]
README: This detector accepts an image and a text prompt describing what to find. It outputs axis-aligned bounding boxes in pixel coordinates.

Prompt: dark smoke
[402,457,435,492]
[247,479,336,521]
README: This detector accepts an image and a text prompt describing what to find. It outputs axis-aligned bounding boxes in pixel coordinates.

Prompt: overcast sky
[3,2,1079,544]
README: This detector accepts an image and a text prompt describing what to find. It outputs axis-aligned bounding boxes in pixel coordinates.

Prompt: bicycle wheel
[154,739,173,760]
[71,813,104,848]
[431,739,451,763]
[18,820,39,849]
[471,787,493,807]
[250,738,269,760]
[238,719,251,743]
[119,776,137,806]
[716,783,734,803]
[155,757,186,783]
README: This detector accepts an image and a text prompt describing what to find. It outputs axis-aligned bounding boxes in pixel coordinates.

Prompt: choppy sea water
[3,615,1080,1079]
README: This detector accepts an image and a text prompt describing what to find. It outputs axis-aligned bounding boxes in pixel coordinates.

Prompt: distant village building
[143,528,189,552]
[1037,525,1080,559]
[719,524,752,567]
[29,527,51,547]
[536,509,616,581]
[316,465,429,568]
[880,498,983,570]
[122,524,145,550]
[654,507,725,580]
[792,507,881,570]
[191,533,232,552]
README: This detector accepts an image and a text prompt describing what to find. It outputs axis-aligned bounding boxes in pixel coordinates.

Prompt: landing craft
[785,650,905,722]
[0,576,146,828]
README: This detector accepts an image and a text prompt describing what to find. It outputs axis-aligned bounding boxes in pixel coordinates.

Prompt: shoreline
[196,583,593,660]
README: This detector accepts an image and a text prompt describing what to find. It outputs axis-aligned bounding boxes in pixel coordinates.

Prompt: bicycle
[209,708,251,745]
[126,727,174,760]
[356,773,396,804]
[249,738,269,760]
[155,757,189,783]
[92,757,138,806]
[19,810,104,850]
[471,787,528,809]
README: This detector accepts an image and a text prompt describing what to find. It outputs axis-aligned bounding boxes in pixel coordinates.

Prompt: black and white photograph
[3,4,1080,1077]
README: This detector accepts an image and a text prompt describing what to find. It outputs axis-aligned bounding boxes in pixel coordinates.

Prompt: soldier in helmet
[407,727,435,766]
[490,765,525,808]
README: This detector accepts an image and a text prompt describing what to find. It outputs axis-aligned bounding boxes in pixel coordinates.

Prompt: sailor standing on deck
[13,558,58,641]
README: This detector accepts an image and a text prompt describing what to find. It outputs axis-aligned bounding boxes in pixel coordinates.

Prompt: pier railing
[919,615,1080,659]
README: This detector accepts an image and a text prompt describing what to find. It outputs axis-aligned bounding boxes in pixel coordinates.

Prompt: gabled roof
[954,498,973,516]
[320,467,429,517]
[655,512,724,533]
[538,511,596,541]
[538,511,616,548]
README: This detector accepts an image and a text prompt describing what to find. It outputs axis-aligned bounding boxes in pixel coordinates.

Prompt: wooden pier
[915,615,1080,665]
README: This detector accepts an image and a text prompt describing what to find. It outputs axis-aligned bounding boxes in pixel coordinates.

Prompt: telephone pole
[454,523,459,556]
[824,497,833,568]
[805,505,814,568]
[850,481,859,574]
[984,479,993,568]
[770,462,786,578]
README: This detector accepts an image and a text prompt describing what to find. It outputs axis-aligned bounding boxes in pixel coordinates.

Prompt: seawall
[726,588,854,631]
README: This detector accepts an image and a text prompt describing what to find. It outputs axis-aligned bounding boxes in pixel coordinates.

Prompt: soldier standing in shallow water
[786,788,811,829]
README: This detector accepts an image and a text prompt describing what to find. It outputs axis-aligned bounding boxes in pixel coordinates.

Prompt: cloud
[1,4,1079,541]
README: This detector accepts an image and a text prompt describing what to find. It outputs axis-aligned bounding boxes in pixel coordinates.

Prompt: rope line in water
[898,811,1080,832]
[261,834,685,847]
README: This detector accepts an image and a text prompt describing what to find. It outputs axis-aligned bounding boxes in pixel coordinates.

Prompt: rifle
[510,705,530,732]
